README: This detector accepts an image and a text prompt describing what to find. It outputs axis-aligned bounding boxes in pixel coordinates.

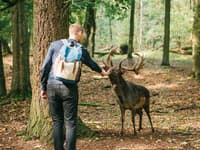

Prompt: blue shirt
[40,39,102,91]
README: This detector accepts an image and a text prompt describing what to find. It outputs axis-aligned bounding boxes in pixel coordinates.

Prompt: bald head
[69,24,84,43]
[69,24,84,35]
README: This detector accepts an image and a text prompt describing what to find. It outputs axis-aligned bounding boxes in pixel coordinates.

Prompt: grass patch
[0,98,11,106]
[16,130,26,137]
[24,135,33,141]
[94,49,192,68]
[77,118,98,138]
[79,101,104,107]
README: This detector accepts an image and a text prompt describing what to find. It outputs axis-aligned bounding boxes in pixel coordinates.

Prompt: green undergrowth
[79,101,104,107]
[77,118,98,138]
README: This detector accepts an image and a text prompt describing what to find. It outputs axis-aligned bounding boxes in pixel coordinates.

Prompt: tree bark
[10,0,31,98]
[84,0,96,57]
[27,0,93,143]
[0,40,7,97]
[128,0,135,58]
[192,0,200,80]
[162,0,171,66]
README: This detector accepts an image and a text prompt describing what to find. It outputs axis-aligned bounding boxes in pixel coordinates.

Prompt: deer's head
[102,48,144,82]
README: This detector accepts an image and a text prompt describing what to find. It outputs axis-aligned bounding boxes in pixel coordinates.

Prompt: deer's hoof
[132,132,138,139]
[132,134,138,139]
[132,134,137,138]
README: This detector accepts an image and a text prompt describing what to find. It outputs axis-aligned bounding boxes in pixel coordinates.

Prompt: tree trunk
[27,0,93,143]
[109,17,112,42]
[139,0,143,50]
[0,40,7,97]
[11,1,20,97]
[192,0,200,80]
[162,0,171,66]
[84,0,96,57]
[128,0,135,58]
[10,0,31,98]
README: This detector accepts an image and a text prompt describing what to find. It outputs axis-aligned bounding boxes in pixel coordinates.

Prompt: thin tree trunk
[84,0,96,57]
[109,17,112,42]
[162,0,171,66]
[10,0,31,98]
[11,2,20,96]
[128,0,135,58]
[139,0,143,50]
[0,40,7,97]
[192,0,200,80]
[19,0,31,98]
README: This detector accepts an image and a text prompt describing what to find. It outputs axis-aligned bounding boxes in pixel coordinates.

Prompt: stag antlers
[119,53,144,74]
[105,46,118,67]
[103,46,144,74]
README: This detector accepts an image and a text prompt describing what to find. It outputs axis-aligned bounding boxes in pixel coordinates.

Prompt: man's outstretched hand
[40,90,48,99]
[101,69,110,76]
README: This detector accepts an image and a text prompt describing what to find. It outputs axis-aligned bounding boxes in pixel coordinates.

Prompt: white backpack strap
[61,39,69,46]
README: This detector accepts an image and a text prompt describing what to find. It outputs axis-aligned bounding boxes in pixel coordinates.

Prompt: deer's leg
[137,109,143,132]
[120,107,125,137]
[131,110,137,137]
[143,104,155,133]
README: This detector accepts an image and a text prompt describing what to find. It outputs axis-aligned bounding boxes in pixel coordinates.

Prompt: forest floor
[0,51,200,150]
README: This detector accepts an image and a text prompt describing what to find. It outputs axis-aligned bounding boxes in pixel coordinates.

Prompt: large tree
[192,0,200,80]
[128,0,135,58]
[27,0,93,143]
[10,0,31,98]
[162,0,171,66]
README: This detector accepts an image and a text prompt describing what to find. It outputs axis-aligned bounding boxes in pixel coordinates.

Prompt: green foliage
[100,0,130,20]
[69,0,88,24]
[95,0,193,51]
[0,0,33,41]
[0,9,12,40]
[141,0,192,49]
[25,0,33,33]
[0,0,194,51]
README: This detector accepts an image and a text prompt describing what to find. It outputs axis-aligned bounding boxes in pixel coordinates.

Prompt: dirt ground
[0,55,200,150]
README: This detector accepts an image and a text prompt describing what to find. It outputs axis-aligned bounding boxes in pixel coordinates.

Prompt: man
[40,24,108,150]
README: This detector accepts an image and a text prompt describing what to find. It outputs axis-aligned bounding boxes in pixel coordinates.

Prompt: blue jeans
[47,84,78,150]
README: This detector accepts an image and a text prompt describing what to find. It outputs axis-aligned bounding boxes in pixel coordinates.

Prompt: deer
[103,48,154,137]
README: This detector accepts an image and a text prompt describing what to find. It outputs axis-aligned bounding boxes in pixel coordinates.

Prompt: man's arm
[40,44,54,92]
[81,48,106,75]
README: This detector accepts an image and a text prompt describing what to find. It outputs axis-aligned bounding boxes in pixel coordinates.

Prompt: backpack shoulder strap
[59,39,69,59]
[61,39,69,46]
[75,42,83,49]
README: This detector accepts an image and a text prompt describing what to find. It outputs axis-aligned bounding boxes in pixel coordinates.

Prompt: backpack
[53,39,82,84]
